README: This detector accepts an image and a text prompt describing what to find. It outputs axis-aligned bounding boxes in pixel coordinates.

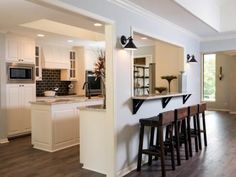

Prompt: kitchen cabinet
[61,51,77,81]
[6,84,36,136]
[35,46,42,80]
[31,97,103,152]
[6,35,35,63]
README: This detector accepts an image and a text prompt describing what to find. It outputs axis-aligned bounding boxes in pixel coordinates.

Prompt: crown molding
[201,33,236,42]
[108,0,201,41]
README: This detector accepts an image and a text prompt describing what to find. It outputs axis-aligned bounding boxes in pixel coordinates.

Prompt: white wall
[206,53,233,111]
[201,39,236,113]
[220,0,236,32]
[155,40,184,92]
[51,0,201,176]
[84,47,104,71]
[174,0,221,31]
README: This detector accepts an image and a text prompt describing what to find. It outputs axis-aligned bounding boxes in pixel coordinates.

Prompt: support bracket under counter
[132,93,192,114]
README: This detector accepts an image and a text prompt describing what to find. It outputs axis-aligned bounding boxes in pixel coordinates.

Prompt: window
[203,54,216,101]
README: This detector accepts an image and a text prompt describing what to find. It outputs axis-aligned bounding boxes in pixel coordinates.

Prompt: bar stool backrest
[159,110,175,126]
[188,105,198,116]
[198,103,207,113]
[175,107,188,121]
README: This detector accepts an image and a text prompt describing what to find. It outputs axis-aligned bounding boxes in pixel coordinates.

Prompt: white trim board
[207,108,229,112]
[0,138,9,144]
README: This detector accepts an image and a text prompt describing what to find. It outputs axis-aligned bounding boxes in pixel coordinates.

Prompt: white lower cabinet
[6,84,36,136]
[31,98,103,152]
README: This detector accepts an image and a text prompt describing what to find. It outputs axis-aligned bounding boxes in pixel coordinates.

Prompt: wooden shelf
[132,93,192,114]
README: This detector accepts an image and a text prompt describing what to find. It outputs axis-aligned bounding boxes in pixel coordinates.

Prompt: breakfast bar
[132,93,192,114]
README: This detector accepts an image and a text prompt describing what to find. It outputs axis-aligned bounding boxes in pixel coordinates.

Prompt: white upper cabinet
[41,45,70,69]
[61,51,77,81]
[6,34,35,64]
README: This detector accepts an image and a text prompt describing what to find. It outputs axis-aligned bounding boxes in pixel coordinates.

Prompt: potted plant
[94,50,106,108]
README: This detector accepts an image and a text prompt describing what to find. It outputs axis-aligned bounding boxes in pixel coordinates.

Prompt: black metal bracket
[133,99,145,114]
[161,97,172,108]
[183,94,192,104]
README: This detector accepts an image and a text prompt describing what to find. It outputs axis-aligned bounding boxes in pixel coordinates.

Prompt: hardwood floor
[0,136,105,177]
[1,111,236,177]
[125,111,236,177]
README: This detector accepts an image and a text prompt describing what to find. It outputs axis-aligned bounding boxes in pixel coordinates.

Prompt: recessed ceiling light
[141,37,148,40]
[94,23,103,27]
[67,40,73,43]
[37,34,45,37]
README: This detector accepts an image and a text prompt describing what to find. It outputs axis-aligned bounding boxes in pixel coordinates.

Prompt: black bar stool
[187,105,201,157]
[198,103,207,146]
[174,107,189,166]
[137,111,175,177]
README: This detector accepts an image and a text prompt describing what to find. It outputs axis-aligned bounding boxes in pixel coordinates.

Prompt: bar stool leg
[170,125,175,170]
[159,126,166,177]
[183,119,189,160]
[193,116,199,152]
[196,114,202,150]
[137,125,144,171]
[175,120,181,165]
[155,128,159,160]
[187,116,193,157]
[148,126,155,165]
[202,112,208,146]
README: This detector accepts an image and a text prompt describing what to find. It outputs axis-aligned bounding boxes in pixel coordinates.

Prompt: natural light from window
[203,54,216,101]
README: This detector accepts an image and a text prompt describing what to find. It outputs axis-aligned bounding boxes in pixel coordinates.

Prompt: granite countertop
[31,95,104,105]
[79,105,106,112]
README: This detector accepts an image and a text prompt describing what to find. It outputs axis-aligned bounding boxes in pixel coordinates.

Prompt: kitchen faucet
[82,82,91,99]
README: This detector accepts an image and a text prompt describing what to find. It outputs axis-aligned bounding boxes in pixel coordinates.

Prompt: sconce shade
[187,54,197,63]
[120,35,137,50]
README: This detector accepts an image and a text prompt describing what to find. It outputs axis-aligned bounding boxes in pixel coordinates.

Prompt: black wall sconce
[120,35,137,50]
[187,54,197,63]
[219,66,223,80]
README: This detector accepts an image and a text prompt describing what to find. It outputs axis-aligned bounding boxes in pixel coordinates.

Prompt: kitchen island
[30,96,103,152]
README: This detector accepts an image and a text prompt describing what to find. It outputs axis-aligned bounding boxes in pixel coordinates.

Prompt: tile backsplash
[36,69,71,96]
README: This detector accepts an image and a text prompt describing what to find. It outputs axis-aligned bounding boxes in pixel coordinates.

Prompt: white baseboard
[207,108,229,112]
[116,158,148,177]
[207,108,236,115]
[0,138,9,144]
[116,162,137,177]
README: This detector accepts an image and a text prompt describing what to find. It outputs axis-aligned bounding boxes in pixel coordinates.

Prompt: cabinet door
[6,85,21,135]
[53,108,77,145]
[6,38,19,62]
[21,84,36,132]
[20,39,35,63]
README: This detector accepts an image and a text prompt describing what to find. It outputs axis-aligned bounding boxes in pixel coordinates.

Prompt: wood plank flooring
[1,111,236,177]
[125,111,236,177]
[0,136,105,177]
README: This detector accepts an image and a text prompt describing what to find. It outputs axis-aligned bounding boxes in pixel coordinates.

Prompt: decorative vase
[161,75,177,93]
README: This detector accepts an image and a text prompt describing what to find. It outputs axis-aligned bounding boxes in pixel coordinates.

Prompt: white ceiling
[127,0,218,37]
[126,0,236,39]
[0,0,105,46]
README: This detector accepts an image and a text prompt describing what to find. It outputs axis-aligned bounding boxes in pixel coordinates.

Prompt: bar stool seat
[137,111,175,177]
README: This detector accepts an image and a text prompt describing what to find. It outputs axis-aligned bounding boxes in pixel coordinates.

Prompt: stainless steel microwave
[7,63,35,83]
